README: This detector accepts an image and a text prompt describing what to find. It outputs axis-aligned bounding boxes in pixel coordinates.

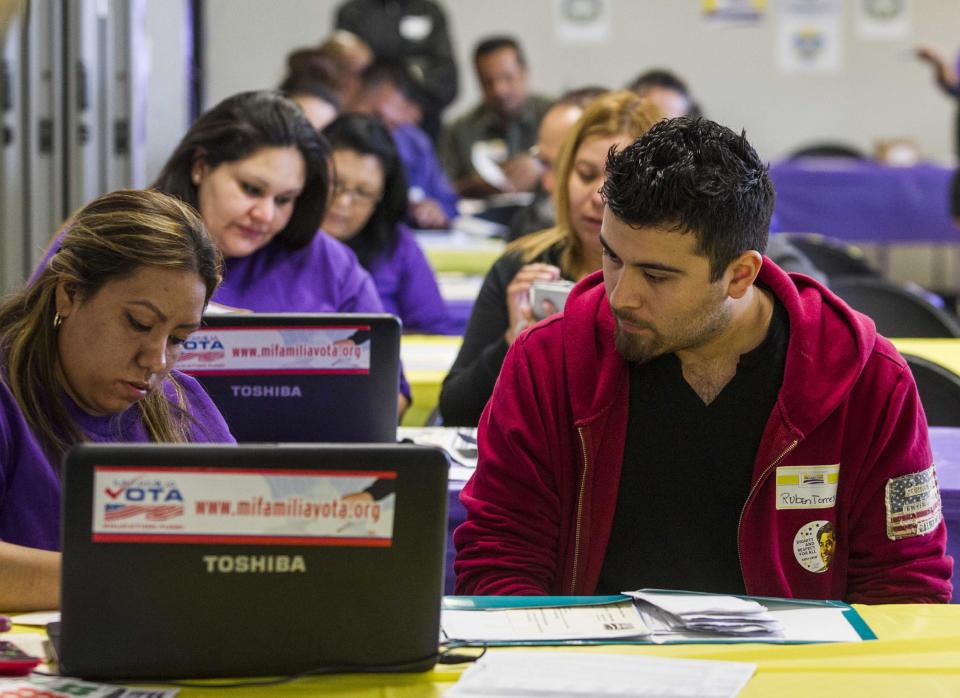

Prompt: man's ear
[725,250,763,300]
[55,279,80,319]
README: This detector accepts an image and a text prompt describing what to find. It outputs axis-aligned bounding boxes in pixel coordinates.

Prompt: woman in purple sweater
[0,190,234,610]
[151,91,410,410]
[321,113,455,335]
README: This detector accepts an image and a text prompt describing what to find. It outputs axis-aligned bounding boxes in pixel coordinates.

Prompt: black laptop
[57,443,448,680]
[178,313,401,443]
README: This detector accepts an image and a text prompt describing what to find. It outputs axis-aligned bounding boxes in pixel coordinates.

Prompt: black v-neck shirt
[595,295,789,595]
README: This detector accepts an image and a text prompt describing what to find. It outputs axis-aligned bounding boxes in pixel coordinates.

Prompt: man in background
[507,87,607,241]
[440,36,551,198]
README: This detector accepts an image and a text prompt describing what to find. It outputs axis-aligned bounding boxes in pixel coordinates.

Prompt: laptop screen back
[178,313,401,443]
[59,443,448,680]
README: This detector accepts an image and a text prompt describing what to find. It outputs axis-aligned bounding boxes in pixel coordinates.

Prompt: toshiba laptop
[57,443,448,679]
[178,313,401,443]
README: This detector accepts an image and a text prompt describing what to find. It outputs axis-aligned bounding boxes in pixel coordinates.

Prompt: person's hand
[504,263,561,345]
[916,46,957,90]
[501,153,545,193]
[409,198,450,229]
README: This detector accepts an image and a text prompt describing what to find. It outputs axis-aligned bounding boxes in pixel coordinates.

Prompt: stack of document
[441,591,871,645]
[626,591,784,639]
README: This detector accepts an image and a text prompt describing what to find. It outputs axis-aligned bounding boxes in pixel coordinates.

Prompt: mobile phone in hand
[529,280,575,320]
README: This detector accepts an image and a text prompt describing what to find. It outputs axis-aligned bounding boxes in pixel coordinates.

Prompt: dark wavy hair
[602,117,774,281]
[153,90,331,251]
[322,113,408,268]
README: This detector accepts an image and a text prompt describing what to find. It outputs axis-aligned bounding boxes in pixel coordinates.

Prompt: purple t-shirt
[215,232,383,313]
[393,124,459,220]
[216,231,412,399]
[369,225,457,335]
[0,371,234,551]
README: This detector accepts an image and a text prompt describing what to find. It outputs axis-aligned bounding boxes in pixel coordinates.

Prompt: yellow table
[892,338,960,377]
[9,604,960,696]
[400,335,463,427]
[417,232,504,276]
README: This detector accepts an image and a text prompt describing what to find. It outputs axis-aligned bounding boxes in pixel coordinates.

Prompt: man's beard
[611,298,731,364]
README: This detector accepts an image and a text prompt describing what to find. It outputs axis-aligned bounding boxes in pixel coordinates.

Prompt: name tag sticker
[776,464,840,510]
[177,325,371,374]
[92,467,396,546]
[886,465,942,541]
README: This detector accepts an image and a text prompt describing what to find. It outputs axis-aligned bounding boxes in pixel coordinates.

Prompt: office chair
[782,234,877,278]
[829,276,960,339]
[903,355,960,427]
[788,142,866,160]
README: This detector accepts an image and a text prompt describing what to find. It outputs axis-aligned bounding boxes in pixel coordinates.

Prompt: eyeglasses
[331,182,381,206]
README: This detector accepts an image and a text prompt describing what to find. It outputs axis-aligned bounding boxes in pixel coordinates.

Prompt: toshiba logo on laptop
[202,555,306,573]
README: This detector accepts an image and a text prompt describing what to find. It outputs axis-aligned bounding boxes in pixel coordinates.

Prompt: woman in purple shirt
[0,190,234,610]
[151,90,383,315]
[151,92,410,410]
[321,113,455,335]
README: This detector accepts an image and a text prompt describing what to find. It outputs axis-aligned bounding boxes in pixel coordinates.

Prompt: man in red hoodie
[454,118,952,603]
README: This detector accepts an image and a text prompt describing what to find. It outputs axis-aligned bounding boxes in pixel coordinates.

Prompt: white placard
[777,0,843,74]
[857,0,910,39]
[92,467,395,546]
[177,325,371,374]
[554,0,611,43]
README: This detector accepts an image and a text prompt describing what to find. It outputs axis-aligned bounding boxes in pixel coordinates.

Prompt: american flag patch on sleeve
[885,466,942,541]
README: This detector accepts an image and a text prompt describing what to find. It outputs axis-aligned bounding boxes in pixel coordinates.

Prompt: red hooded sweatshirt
[455,260,952,603]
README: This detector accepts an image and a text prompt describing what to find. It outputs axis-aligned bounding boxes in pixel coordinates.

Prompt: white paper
[8,610,60,627]
[628,591,766,615]
[398,426,478,473]
[447,651,756,698]
[442,601,649,642]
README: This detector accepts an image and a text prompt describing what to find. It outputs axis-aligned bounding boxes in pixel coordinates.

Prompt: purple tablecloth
[445,427,960,599]
[770,161,959,243]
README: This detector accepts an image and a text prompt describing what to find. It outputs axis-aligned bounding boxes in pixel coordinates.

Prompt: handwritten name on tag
[776,464,839,510]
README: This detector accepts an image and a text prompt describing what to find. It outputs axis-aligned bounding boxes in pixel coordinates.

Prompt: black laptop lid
[178,313,401,443]
[59,443,448,680]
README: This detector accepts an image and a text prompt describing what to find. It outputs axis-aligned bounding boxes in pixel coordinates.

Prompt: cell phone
[529,280,575,320]
[0,640,42,676]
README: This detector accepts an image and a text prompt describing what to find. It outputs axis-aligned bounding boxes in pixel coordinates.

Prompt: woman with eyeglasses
[439,91,663,425]
[321,113,455,335]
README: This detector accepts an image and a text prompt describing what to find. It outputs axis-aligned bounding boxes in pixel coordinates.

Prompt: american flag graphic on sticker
[885,465,942,541]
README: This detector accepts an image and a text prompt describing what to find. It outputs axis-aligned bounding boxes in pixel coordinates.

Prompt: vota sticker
[92,467,396,546]
[176,326,372,375]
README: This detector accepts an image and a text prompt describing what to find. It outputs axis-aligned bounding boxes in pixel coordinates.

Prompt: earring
[53,312,63,329]
[192,172,200,185]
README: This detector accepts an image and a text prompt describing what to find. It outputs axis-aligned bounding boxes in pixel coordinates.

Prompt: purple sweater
[369,225,457,335]
[216,232,412,399]
[215,231,383,312]
[0,371,234,551]
[393,124,459,220]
